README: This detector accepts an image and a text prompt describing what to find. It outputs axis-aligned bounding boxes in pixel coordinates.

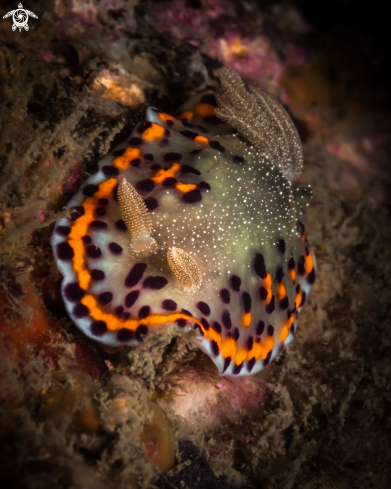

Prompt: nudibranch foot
[51,67,316,376]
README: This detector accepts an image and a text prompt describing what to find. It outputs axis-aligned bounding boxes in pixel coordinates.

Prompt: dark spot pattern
[183,189,202,203]
[131,158,141,168]
[116,306,124,316]
[267,325,274,336]
[220,288,230,304]
[233,155,245,164]
[115,219,127,231]
[263,351,272,366]
[212,321,222,333]
[298,256,306,276]
[211,340,219,356]
[91,320,107,336]
[73,303,89,318]
[163,177,177,186]
[109,242,123,254]
[91,269,105,281]
[300,291,307,307]
[253,253,267,279]
[70,206,84,221]
[83,184,99,197]
[125,290,139,307]
[135,324,148,341]
[144,197,159,210]
[233,363,243,375]
[266,296,275,314]
[308,268,316,284]
[95,206,106,217]
[280,297,289,310]
[164,152,182,163]
[230,275,241,292]
[276,268,284,283]
[222,310,232,330]
[277,239,286,254]
[180,130,198,139]
[102,165,119,177]
[176,318,187,327]
[117,328,133,342]
[247,357,256,373]
[222,357,231,373]
[209,140,225,152]
[57,242,74,260]
[242,292,252,313]
[56,226,71,236]
[125,263,147,288]
[142,276,168,290]
[113,148,126,157]
[144,153,154,161]
[82,235,92,244]
[135,179,155,193]
[137,121,152,134]
[259,287,268,300]
[90,220,107,230]
[128,137,142,146]
[246,336,254,351]
[234,328,240,341]
[86,244,102,259]
[99,198,109,206]
[200,93,217,105]
[181,165,201,175]
[98,292,113,306]
[191,149,202,155]
[138,305,150,319]
[196,301,210,316]
[200,318,209,330]
[162,299,177,311]
[256,320,265,335]
[198,181,211,190]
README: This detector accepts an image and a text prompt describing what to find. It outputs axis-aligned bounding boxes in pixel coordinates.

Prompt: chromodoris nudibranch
[51,67,316,376]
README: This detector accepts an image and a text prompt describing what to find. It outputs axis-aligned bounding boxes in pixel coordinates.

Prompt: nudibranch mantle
[51,68,316,376]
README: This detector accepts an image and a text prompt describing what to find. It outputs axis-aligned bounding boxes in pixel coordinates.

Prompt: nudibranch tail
[51,67,315,377]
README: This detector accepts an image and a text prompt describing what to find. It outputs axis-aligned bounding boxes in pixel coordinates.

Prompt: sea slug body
[51,67,316,376]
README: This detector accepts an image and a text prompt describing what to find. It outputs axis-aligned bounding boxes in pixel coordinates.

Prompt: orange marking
[289,269,296,282]
[295,290,302,310]
[178,111,193,120]
[68,178,118,290]
[175,182,197,193]
[113,148,141,169]
[277,283,286,301]
[262,336,275,359]
[305,250,314,275]
[263,272,272,305]
[280,325,289,342]
[158,112,176,123]
[194,135,209,144]
[234,348,248,365]
[152,163,181,185]
[301,233,305,242]
[142,122,165,141]
[221,338,237,359]
[195,103,216,117]
[242,312,251,328]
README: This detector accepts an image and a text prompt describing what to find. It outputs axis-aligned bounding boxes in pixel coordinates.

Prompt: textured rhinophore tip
[118,178,156,256]
[215,66,304,181]
[167,247,202,292]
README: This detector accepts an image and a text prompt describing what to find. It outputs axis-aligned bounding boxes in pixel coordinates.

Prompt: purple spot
[181,165,200,175]
[183,189,202,203]
[162,299,177,311]
[70,206,84,221]
[194,324,204,336]
[220,288,230,304]
[276,268,284,283]
[125,263,147,287]
[212,321,222,333]
[259,287,268,300]
[166,119,174,127]
[266,296,275,314]
[91,320,107,336]
[300,291,307,308]
[99,198,109,206]
[209,140,225,152]
[196,301,210,316]
[144,153,154,161]
[247,357,256,373]
[90,220,107,230]
[144,197,158,210]
[296,284,301,293]
[233,328,240,341]
[135,324,148,341]
[83,184,99,197]
[233,155,245,164]
[137,121,152,134]
[128,137,142,145]
[95,206,106,217]
[117,328,134,342]
[151,163,161,170]
[253,254,267,279]
[138,305,150,319]
[222,357,231,373]
[56,226,71,236]
[102,165,119,177]
[246,336,254,351]
[182,121,194,128]
[277,239,286,254]
[263,351,272,366]
[308,268,316,284]
[280,297,289,310]
[191,149,202,155]
[211,340,219,356]
[242,292,252,313]
[200,93,217,105]
[131,158,141,168]
[181,309,192,317]
[91,269,105,281]
[98,291,113,306]
[113,148,125,157]
[57,242,74,260]
[109,242,123,255]
[198,181,211,190]
[86,244,102,259]
[230,275,241,292]
[298,256,306,276]
[201,318,210,330]
[142,276,168,290]
[116,306,124,316]
[233,363,243,375]
[256,321,265,335]
[135,179,155,193]
[73,303,89,318]
[176,318,187,327]
[222,310,232,330]
[163,177,177,186]
[180,130,198,139]
[164,152,182,163]
[82,235,92,244]
[116,219,127,231]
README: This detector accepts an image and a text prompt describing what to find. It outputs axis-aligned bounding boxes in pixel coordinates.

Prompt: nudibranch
[51,67,316,376]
